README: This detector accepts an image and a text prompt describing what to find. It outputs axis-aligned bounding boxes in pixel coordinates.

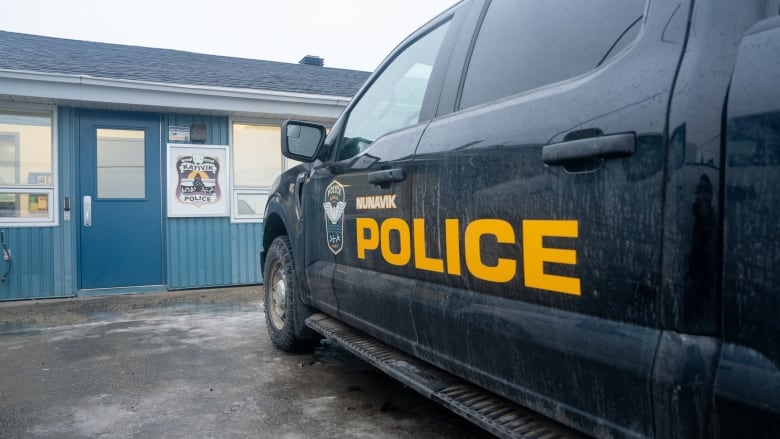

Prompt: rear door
[409,0,689,436]
[719,15,780,437]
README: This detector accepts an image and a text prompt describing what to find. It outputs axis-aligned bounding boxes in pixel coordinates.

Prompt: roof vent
[299,55,324,67]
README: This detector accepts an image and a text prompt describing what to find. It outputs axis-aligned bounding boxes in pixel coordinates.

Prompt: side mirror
[281,120,327,162]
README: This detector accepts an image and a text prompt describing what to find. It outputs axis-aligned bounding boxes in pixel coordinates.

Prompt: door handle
[368,168,406,186]
[83,195,92,227]
[542,133,635,165]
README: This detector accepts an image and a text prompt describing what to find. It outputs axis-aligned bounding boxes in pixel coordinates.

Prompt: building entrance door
[78,111,163,290]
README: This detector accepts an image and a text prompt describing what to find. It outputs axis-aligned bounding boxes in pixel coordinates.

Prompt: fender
[262,164,312,308]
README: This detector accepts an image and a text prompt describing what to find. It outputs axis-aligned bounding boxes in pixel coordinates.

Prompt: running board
[305,313,585,439]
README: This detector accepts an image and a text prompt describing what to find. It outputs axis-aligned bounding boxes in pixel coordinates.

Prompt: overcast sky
[0,0,457,72]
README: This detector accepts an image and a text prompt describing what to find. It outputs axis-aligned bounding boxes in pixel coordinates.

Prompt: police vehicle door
[408,0,687,436]
[301,14,459,347]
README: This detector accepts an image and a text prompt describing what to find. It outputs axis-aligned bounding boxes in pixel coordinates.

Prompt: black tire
[263,235,319,352]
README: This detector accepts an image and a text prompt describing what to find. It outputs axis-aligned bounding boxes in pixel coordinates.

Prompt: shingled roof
[0,30,370,97]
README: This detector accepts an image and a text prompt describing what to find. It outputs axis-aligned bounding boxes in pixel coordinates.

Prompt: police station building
[0,30,369,301]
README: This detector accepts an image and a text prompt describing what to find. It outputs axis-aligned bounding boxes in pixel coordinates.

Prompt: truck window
[338,21,450,161]
[459,0,646,110]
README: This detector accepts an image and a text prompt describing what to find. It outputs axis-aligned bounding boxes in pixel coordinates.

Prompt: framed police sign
[167,144,230,217]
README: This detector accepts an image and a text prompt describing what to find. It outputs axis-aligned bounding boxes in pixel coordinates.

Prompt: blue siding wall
[167,218,263,288]
[230,222,263,284]
[164,114,264,289]
[56,107,77,295]
[0,228,58,300]
[168,217,232,287]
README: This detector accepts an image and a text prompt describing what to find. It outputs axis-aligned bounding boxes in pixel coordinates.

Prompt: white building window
[230,121,283,222]
[0,107,57,226]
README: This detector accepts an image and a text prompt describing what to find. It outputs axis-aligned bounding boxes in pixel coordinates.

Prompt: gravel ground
[0,286,493,438]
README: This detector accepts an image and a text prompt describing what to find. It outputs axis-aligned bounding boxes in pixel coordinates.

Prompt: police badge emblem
[176,154,221,207]
[323,180,346,255]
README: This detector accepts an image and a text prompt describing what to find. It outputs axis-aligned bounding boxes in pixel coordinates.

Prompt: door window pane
[460,0,646,109]
[97,129,145,199]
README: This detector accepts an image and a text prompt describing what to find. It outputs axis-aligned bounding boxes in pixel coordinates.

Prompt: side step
[305,313,585,439]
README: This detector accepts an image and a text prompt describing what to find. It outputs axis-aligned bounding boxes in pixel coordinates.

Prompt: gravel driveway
[0,287,491,438]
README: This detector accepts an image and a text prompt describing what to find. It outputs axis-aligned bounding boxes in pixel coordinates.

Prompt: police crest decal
[176,154,221,207]
[323,180,346,255]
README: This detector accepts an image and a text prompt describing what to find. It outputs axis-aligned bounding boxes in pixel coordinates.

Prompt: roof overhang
[0,69,351,121]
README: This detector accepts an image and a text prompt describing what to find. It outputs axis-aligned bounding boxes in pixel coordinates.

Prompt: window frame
[229,117,285,223]
[0,104,58,227]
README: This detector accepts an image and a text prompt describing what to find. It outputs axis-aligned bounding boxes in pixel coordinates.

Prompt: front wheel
[263,235,318,352]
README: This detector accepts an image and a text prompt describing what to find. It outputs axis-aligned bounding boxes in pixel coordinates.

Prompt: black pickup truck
[260,0,780,437]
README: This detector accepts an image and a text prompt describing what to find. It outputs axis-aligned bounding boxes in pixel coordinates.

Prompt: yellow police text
[355,217,580,295]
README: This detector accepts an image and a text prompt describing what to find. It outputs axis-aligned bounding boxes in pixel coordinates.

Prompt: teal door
[78,111,163,289]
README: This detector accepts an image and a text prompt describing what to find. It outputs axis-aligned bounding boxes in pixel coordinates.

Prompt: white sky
[0,0,458,72]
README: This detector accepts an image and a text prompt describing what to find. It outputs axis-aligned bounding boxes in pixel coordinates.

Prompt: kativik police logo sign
[323,180,346,255]
[176,154,221,207]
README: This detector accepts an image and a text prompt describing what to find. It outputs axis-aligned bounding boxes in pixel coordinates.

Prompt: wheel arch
[262,211,287,272]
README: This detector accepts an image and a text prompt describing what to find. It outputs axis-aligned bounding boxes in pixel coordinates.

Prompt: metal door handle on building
[83,195,92,227]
